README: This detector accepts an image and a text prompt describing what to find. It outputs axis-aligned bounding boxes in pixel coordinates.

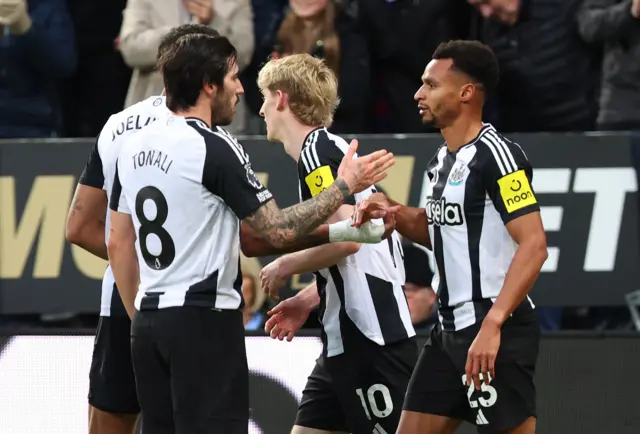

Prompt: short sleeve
[297,131,356,205]
[78,137,105,189]
[482,137,540,224]
[109,161,131,215]
[200,129,273,220]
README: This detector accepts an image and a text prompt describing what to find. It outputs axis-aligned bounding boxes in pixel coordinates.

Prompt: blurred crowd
[1,0,639,139]
[2,0,639,331]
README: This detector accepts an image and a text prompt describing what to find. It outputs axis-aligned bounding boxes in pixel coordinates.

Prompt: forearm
[279,242,358,277]
[244,180,349,248]
[108,246,140,319]
[391,199,431,248]
[485,241,548,327]
[69,224,108,260]
[240,222,330,257]
[296,281,321,310]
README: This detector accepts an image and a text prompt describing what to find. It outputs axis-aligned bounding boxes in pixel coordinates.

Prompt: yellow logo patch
[305,165,335,197]
[497,170,537,213]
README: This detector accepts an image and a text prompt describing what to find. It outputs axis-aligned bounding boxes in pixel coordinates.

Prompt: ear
[276,90,287,111]
[203,82,217,99]
[460,83,475,103]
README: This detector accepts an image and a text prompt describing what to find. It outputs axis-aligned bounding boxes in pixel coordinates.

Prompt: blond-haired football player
[258,54,417,434]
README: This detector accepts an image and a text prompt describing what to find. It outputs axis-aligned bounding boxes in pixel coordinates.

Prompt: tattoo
[335,178,351,198]
[244,182,347,248]
[69,199,84,220]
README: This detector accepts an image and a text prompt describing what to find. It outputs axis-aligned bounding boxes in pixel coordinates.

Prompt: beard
[210,91,236,126]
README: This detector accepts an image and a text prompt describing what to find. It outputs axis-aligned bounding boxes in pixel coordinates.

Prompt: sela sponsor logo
[425,196,464,226]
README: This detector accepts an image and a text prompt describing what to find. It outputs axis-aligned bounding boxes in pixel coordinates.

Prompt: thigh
[402,326,471,423]
[473,314,540,434]
[130,311,174,434]
[295,358,350,433]
[167,308,249,434]
[88,315,140,414]
[328,338,419,434]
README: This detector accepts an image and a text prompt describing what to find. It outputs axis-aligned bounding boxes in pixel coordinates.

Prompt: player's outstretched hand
[259,259,288,299]
[337,140,395,194]
[352,192,401,228]
[264,297,313,342]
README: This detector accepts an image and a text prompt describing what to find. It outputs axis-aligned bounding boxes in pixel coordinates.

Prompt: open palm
[264,298,311,342]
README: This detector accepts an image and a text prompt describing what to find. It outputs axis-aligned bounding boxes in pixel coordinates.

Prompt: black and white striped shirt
[298,127,415,357]
[109,115,273,311]
[79,95,169,316]
[426,124,538,331]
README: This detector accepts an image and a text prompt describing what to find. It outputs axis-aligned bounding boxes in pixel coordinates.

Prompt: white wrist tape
[328,218,385,243]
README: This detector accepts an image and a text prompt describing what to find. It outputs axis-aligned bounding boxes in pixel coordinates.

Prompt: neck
[281,122,320,162]
[441,113,484,152]
[174,99,212,127]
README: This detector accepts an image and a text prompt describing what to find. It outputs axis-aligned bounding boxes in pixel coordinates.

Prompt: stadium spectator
[578,0,640,132]
[0,0,76,138]
[402,242,437,329]
[58,0,131,138]
[357,0,474,133]
[241,0,288,134]
[240,254,267,330]
[246,0,370,134]
[117,0,254,134]
[469,0,600,132]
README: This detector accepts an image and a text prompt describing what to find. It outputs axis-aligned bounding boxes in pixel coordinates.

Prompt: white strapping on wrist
[328,218,385,243]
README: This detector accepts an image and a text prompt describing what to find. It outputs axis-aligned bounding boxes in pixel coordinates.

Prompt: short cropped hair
[158,34,237,112]
[257,54,340,127]
[432,40,500,93]
[157,24,220,62]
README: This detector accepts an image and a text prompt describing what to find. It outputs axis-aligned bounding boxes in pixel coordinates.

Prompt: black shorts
[131,307,248,434]
[403,304,540,433]
[88,314,140,414]
[295,337,418,434]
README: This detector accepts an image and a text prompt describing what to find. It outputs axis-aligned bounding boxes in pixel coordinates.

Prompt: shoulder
[188,121,250,165]
[302,128,348,162]
[473,126,530,172]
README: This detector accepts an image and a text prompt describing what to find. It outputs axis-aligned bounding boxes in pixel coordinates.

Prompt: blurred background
[1,0,640,432]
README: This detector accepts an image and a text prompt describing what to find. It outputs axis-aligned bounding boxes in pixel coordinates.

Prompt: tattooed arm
[243,179,351,248]
[209,136,394,248]
[240,222,332,257]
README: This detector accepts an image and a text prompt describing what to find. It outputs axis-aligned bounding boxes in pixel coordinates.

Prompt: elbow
[65,223,83,246]
[240,240,260,258]
[119,41,149,69]
[107,237,121,261]
[529,233,549,265]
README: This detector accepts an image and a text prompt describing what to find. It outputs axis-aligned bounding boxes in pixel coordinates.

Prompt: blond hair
[257,53,340,127]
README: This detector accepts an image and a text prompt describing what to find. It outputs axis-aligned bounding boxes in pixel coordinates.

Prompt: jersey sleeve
[482,137,540,224]
[108,160,131,215]
[201,131,273,220]
[297,133,355,205]
[78,137,105,189]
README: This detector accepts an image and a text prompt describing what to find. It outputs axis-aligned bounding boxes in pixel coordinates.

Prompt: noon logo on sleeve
[497,170,537,213]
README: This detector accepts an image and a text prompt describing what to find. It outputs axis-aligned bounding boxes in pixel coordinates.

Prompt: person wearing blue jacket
[0,0,77,138]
